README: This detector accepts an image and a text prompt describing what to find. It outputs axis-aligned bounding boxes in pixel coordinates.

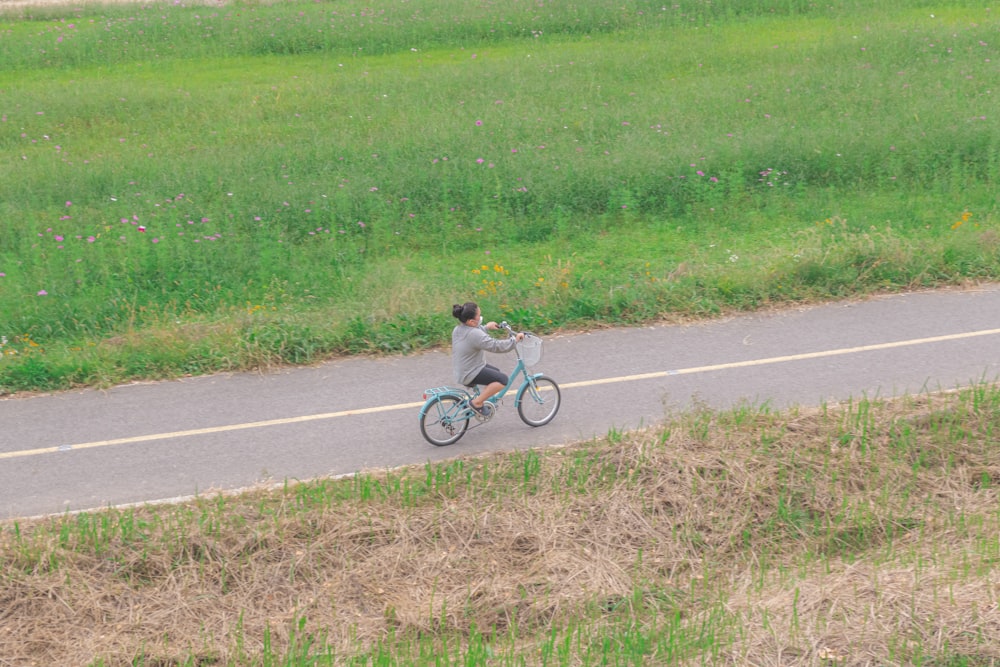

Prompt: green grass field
[3,2,1000,664]
[1,0,997,393]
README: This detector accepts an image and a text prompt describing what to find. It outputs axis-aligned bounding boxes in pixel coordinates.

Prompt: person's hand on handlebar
[493,321,524,341]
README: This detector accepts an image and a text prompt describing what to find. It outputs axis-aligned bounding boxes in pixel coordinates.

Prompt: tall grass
[1,0,998,392]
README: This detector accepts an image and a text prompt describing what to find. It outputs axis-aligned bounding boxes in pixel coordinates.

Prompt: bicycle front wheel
[420,395,469,446]
[516,375,561,427]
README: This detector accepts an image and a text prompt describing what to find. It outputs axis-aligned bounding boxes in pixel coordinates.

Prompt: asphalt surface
[2,285,999,519]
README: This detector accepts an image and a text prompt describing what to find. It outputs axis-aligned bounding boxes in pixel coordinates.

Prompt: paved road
[2,285,999,519]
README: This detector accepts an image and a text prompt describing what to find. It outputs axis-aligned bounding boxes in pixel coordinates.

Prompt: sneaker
[473,401,495,421]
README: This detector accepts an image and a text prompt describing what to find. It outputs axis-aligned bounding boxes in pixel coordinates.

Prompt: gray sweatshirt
[452,324,517,385]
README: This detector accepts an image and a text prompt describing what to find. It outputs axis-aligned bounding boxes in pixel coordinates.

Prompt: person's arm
[484,321,525,343]
[472,327,517,353]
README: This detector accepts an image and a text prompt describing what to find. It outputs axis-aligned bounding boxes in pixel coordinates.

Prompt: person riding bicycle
[452,301,525,415]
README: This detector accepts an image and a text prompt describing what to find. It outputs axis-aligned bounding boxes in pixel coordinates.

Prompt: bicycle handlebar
[500,321,534,339]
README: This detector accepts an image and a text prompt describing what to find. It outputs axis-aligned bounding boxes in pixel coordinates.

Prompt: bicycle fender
[419,391,468,417]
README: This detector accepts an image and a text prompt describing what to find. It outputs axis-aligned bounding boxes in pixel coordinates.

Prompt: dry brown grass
[3,387,1000,665]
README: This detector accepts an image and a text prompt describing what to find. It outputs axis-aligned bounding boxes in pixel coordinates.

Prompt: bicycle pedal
[474,403,496,421]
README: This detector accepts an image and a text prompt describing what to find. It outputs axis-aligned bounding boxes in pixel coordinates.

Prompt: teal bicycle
[419,322,561,446]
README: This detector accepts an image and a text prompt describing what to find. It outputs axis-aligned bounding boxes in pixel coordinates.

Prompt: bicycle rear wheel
[516,375,561,427]
[420,395,469,446]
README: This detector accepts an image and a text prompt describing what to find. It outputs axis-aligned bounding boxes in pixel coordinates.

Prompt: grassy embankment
[3,386,1000,664]
[0,0,997,393]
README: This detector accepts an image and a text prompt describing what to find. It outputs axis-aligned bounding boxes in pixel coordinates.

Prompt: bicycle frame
[420,354,541,425]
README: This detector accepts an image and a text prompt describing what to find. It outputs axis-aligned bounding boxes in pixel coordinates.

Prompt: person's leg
[472,381,505,408]
[470,365,508,409]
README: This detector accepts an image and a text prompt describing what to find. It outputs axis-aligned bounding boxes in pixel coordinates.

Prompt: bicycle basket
[516,334,543,366]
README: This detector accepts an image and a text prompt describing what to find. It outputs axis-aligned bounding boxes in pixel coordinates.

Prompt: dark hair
[452,302,478,322]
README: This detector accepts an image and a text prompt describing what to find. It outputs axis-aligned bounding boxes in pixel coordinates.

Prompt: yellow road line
[0,401,425,461]
[560,327,1000,389]
[2,327,998,461]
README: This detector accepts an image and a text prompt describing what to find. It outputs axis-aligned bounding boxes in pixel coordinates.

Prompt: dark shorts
[469,364,508,387]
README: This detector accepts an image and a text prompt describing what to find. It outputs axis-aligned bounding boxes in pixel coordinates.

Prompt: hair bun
[453,302,477,321]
